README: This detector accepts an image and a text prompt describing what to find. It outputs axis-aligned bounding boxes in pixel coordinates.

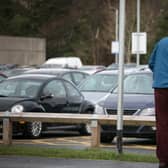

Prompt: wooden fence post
[90,119,100,148]
[3,117,12,145]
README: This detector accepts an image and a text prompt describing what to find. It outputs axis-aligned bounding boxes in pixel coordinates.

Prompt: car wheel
[79,123,91,135]
[101,134,115,143]
[79,109,93,135]
[26,121,42,138]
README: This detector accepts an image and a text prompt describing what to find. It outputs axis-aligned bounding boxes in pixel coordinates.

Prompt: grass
[0,145,158,163]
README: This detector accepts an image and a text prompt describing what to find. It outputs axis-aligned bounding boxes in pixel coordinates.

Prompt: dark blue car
[95,69,155,142]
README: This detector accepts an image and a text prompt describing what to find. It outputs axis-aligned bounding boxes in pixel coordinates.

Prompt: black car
[24,68,89,86]
[0,74,94,137]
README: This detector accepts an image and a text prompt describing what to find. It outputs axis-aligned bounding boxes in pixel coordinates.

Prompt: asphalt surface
[0,156,158,168]
[5,133,156,156]
[0,133,158,168]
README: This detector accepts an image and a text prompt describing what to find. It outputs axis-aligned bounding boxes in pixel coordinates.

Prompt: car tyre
[79,123,91,135]
[25,121,42,138]
[79,109,94,135]
[101,134,115,143]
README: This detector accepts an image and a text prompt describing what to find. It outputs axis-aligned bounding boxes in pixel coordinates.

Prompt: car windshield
[79,74,118,92]
[113,73,153,94]
[0,78,42,98]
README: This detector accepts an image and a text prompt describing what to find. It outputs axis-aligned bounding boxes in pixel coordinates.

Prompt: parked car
[78,68,140,135]
[0,74,94,138]
[95,69,155,142]
[78,70,119,104]
[44,57,83,68]
[24,68,89,86]
[78,68,137,104]
[3,67,34,77]
[0,64,18,71]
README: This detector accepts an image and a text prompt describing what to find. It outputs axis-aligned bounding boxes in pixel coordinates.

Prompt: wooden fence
[0,112,156,148]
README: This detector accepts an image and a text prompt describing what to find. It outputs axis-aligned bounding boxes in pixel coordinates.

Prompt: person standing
[149,37,168,168]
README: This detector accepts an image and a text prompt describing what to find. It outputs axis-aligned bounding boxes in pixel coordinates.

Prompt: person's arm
[148,43,158,72]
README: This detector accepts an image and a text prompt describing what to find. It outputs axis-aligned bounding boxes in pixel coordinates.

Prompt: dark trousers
[155,88,168,163]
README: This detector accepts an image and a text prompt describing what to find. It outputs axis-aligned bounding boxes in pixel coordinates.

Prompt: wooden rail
[0,112,156,148]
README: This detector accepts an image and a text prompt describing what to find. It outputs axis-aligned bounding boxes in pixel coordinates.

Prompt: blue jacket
[149,37,168,88]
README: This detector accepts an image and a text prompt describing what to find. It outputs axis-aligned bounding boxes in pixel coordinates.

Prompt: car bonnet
[103,93,154,110]
[0,97,34,111]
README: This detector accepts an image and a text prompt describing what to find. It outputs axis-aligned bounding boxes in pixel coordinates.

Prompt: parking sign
[111,41,119,54]
[131,32,147,54]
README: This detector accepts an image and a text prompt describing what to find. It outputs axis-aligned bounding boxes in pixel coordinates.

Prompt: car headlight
[136,107,155,116]
[11,104,24,113]
[94,104,106,115]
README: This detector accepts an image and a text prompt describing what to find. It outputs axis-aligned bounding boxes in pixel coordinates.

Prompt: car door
[40,79,68,113]
[63,80,83,113]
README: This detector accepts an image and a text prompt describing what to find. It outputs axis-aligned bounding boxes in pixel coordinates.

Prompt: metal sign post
[111,8,119,64]
[136,0,140,66]
[117,0,126,154]
[115,9,119,64]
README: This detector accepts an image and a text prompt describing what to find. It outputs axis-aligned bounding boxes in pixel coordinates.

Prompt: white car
[44,57,82,68]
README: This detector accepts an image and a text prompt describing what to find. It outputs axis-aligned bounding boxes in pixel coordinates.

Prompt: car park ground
[0,156,158,168]
[0,131,156,155]
[0,131,158,168]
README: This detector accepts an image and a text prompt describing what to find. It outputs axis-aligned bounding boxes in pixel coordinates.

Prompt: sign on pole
[111,41,119,54]
[131,32,147,54]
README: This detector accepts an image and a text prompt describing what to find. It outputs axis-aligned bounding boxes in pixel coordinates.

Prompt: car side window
[0,81,18,96]
[62,73,72,83]
[64,81,81,97]
[43,80,66,98]
[124,74,153,94]
[72,72,85,85]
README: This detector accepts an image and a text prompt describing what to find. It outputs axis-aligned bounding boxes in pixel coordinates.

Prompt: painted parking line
[123,144,156,150]
[0,136,156,151]
[31,138,91,147]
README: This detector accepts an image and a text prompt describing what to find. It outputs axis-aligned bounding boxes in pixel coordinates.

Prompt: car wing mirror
[40,93,54,100]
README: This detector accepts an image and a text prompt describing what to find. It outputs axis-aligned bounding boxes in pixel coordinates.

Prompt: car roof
[24,68,89,75]
[8,74,57,80]
[95,69,119,75]
[125,68,152,75]
[95,68,139,75]
[79,65,105,69]
[25,68,71,73]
